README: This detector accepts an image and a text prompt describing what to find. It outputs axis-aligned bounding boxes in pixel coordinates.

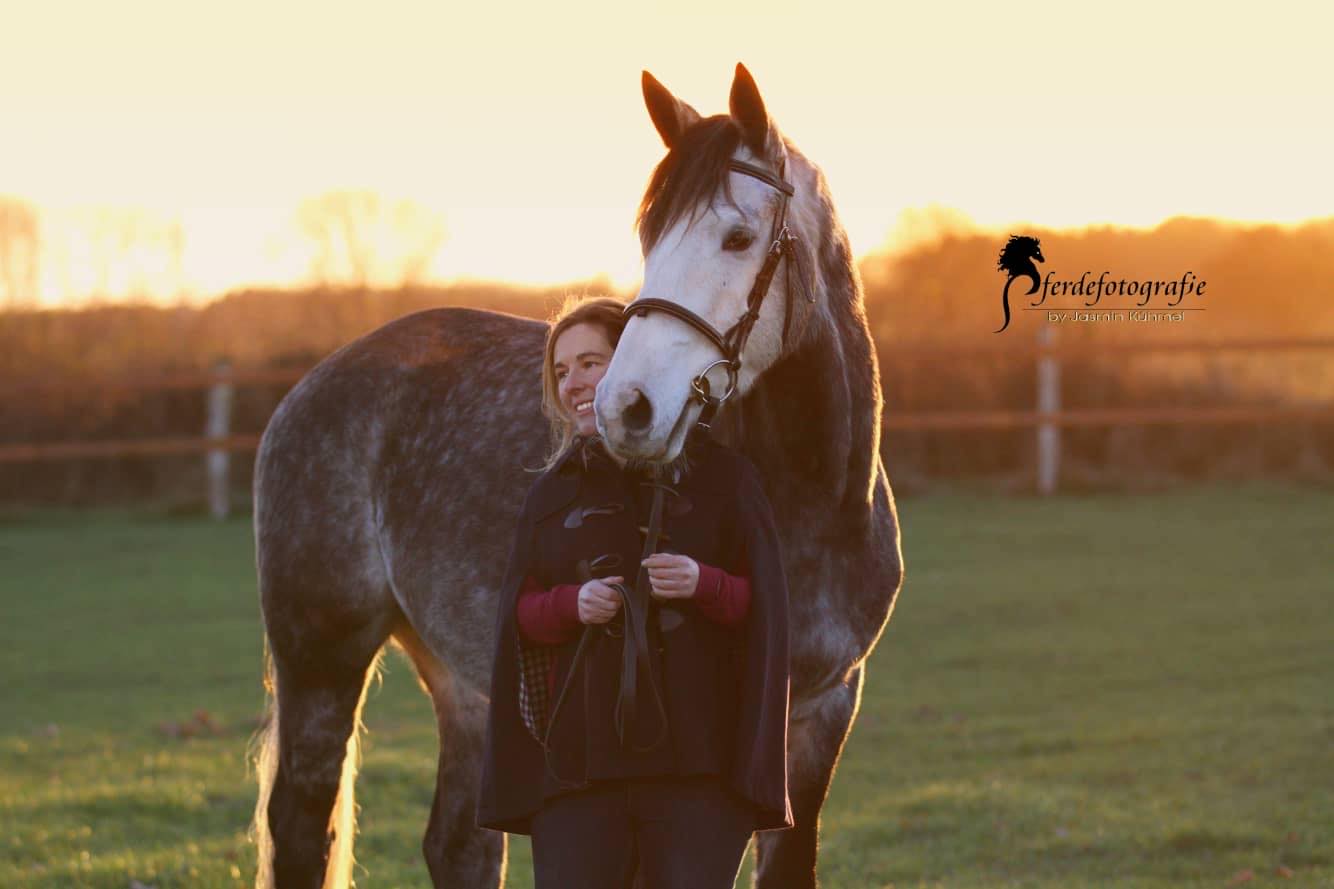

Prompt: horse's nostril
[623,389,652,433]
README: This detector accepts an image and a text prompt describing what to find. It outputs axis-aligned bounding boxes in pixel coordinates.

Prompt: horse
[251,63,904,889]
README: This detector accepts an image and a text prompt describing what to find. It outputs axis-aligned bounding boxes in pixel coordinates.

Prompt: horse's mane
[998,235,1041,274]
[636,116,745,253]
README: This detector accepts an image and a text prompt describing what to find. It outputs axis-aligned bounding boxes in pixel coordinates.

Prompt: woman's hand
[642,553,699,600]
[577,576,624,624]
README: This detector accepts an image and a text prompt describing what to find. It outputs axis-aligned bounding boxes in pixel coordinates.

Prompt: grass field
[1,482,1331,888]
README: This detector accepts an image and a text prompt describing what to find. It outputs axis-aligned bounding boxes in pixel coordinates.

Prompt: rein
[540,463,674,788]
[623,158,815,429]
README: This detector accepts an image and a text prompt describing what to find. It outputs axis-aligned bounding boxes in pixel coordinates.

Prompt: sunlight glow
[3,0,1331,306]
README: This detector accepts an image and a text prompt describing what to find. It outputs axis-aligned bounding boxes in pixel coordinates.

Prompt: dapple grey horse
[252,63,904,888]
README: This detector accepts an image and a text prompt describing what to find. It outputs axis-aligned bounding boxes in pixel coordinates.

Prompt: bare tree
[82,208,183,301]
[0,197,40,307]
[297,190,445,288]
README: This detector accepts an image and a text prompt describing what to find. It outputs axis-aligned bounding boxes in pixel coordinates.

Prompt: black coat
[477,432,793,835]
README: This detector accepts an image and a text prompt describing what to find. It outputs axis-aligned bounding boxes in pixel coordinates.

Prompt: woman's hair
[537,294,629,471]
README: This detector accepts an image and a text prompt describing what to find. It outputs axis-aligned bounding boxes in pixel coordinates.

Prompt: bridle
[623,158,815,429]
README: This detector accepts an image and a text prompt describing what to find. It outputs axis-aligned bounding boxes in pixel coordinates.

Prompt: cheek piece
[623,158,814,430]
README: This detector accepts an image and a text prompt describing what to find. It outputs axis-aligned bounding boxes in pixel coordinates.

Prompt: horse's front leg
[753,662,864,889]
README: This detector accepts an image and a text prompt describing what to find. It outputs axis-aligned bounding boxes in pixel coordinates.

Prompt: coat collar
[528,436,608,521]
[531,431,716,522]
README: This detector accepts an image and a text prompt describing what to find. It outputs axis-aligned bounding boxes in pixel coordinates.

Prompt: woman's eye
[723,229,755,252]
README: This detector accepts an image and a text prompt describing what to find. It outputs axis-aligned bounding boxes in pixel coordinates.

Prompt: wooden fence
[3,334,1332,511]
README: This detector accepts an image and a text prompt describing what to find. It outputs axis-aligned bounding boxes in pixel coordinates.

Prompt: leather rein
[541,462,675,788]
[623,158,815,429]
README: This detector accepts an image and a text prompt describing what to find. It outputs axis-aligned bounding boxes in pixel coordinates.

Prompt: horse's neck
[723,281,881,524]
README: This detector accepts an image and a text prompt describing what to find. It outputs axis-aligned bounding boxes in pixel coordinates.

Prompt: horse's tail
[249,639,279,889]
[249,636,372,889]
[321,666,370,889]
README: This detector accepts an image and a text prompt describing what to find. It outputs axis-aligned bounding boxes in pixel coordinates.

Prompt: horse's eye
[722,229,755,252]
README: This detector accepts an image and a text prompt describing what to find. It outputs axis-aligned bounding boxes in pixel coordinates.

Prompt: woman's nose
[565,377,595,407]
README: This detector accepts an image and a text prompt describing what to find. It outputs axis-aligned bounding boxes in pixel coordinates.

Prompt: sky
[3,0,1332,305]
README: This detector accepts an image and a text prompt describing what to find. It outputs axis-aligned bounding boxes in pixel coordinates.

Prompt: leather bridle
[623,158,815,429]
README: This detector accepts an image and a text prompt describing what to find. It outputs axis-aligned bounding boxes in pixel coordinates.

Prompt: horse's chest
[784,541,893,677]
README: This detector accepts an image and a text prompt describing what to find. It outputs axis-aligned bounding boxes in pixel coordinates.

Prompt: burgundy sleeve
[693,561,752,627]
[515,574,584,645]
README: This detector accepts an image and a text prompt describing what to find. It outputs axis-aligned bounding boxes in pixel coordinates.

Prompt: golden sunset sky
[4,0,1331,305]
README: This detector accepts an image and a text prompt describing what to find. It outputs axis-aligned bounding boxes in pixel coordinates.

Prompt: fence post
[1036,327,1061,495]
[206,359,234,519]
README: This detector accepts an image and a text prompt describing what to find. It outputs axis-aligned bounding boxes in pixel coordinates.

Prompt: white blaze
[597,154,788,461]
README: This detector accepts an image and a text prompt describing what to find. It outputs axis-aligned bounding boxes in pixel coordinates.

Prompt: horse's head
[998,235,1044,275]
[597,64,823,463]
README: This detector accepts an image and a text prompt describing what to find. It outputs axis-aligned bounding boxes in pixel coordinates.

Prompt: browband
[727,159,794,195]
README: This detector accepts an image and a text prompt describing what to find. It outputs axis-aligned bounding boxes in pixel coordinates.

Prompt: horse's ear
[643,71,700,149]
[728,63,780,159]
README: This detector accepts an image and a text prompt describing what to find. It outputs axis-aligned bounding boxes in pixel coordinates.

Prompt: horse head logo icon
[995,235,1044,333]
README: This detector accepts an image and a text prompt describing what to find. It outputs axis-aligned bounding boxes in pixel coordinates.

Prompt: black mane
[636,116,744,253]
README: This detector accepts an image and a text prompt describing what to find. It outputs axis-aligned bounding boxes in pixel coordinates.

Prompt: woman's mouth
[574,400,593,415]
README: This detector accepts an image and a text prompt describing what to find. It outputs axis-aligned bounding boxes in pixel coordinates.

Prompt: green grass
[1,483,1331,887]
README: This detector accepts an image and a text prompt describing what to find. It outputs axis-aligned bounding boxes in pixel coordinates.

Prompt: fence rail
[4,335,1333,505]
[885,336,1334,359]
[0,434,264,462]
[7,337,1332,403]
[880,405,1334,431]
[5,407,1327,464]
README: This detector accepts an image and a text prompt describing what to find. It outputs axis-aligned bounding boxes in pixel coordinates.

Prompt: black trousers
[530,775,755,889]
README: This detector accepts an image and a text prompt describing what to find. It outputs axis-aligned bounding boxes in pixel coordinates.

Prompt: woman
[478,295,792,889]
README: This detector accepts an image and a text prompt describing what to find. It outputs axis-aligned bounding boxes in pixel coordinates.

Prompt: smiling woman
[554,326,612,434]
[539,296,627,469]
[479,290,794,889]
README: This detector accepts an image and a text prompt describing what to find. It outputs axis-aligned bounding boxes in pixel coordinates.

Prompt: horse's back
[254,306,551,676]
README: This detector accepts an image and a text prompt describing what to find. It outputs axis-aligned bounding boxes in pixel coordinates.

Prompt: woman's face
[553,321,614,437]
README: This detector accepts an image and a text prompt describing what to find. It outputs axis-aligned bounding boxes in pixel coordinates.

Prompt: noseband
[623,158,815,428]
